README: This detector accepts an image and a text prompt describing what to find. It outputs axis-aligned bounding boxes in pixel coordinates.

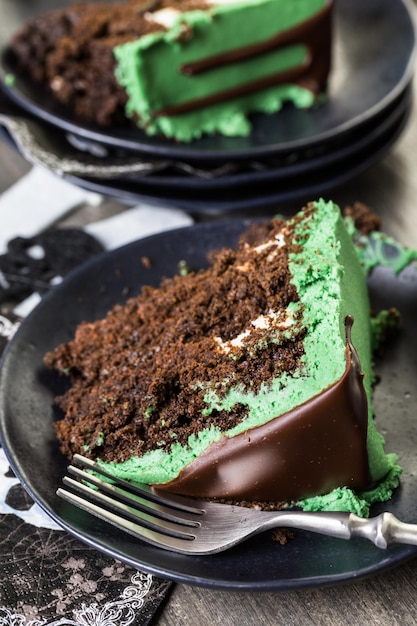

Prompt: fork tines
[57,454,203,551]
[58,455,417,555]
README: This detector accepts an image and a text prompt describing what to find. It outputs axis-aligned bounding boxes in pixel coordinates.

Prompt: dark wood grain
[160,558,417,625]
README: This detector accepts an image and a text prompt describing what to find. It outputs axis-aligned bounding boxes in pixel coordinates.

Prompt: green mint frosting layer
[298,466,402,517]
[113,0,325,141]
[98,199,400,514]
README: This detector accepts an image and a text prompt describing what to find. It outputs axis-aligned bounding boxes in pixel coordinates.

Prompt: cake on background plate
[7,0,333,141]
[44,199,407,517]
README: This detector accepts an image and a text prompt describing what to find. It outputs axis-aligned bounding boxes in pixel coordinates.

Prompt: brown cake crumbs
[8,0,210,126]
[271,529,295,545]
[344,202,381,235]
[45,216,308,464]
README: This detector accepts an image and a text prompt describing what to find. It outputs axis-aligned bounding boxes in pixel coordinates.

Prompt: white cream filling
[254,232,285,254]
[145,0,261,28]
[237,230,287,272]
[145,8,181,28]
[215,309,294,354]
[216,227,293,354]
[253,231,287,261]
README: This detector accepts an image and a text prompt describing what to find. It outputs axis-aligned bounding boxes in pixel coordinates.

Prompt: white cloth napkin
[0,167,102,254]
[1,166,194,317]
[85,204,193,249]
[0,165,193,251]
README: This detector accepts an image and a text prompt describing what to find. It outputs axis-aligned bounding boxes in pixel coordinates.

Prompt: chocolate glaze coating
[153,0,333,117]
[156,317,371,502]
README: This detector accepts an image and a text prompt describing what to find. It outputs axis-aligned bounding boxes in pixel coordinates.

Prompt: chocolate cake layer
[44,200,401,513]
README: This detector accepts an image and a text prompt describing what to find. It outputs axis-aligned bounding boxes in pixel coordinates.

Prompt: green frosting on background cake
[344,216,417,275]
[8,0,332,141]
[114,0,329,140]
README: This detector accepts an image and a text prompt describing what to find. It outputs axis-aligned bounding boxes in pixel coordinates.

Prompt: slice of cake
[44,199,401,516]
[7,0,333,141]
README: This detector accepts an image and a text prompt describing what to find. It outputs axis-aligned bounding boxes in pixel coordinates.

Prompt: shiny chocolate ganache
[154,0,333,117]
[156,316,371,502]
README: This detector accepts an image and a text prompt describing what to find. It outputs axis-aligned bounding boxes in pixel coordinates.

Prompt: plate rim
[121,83,414,189]
[0,78,412,193]
[63,100,412,213]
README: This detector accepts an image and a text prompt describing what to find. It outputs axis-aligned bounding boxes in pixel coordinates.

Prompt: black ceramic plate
[0,77,411,195]
[1,220,417,589]
[113,82,413,190]
[64,96,412,214]
[0,0,415,161]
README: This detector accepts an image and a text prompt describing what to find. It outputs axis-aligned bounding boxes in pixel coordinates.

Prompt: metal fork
[57,454,417,555]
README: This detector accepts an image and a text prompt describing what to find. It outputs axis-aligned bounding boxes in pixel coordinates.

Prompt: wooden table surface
[2,77,417,626]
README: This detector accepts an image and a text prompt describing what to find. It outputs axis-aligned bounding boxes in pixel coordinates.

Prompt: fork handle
[261,511,417,548]
[349,512,417,548]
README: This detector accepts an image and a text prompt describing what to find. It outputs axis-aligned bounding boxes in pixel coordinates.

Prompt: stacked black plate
[0,0,416,214]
